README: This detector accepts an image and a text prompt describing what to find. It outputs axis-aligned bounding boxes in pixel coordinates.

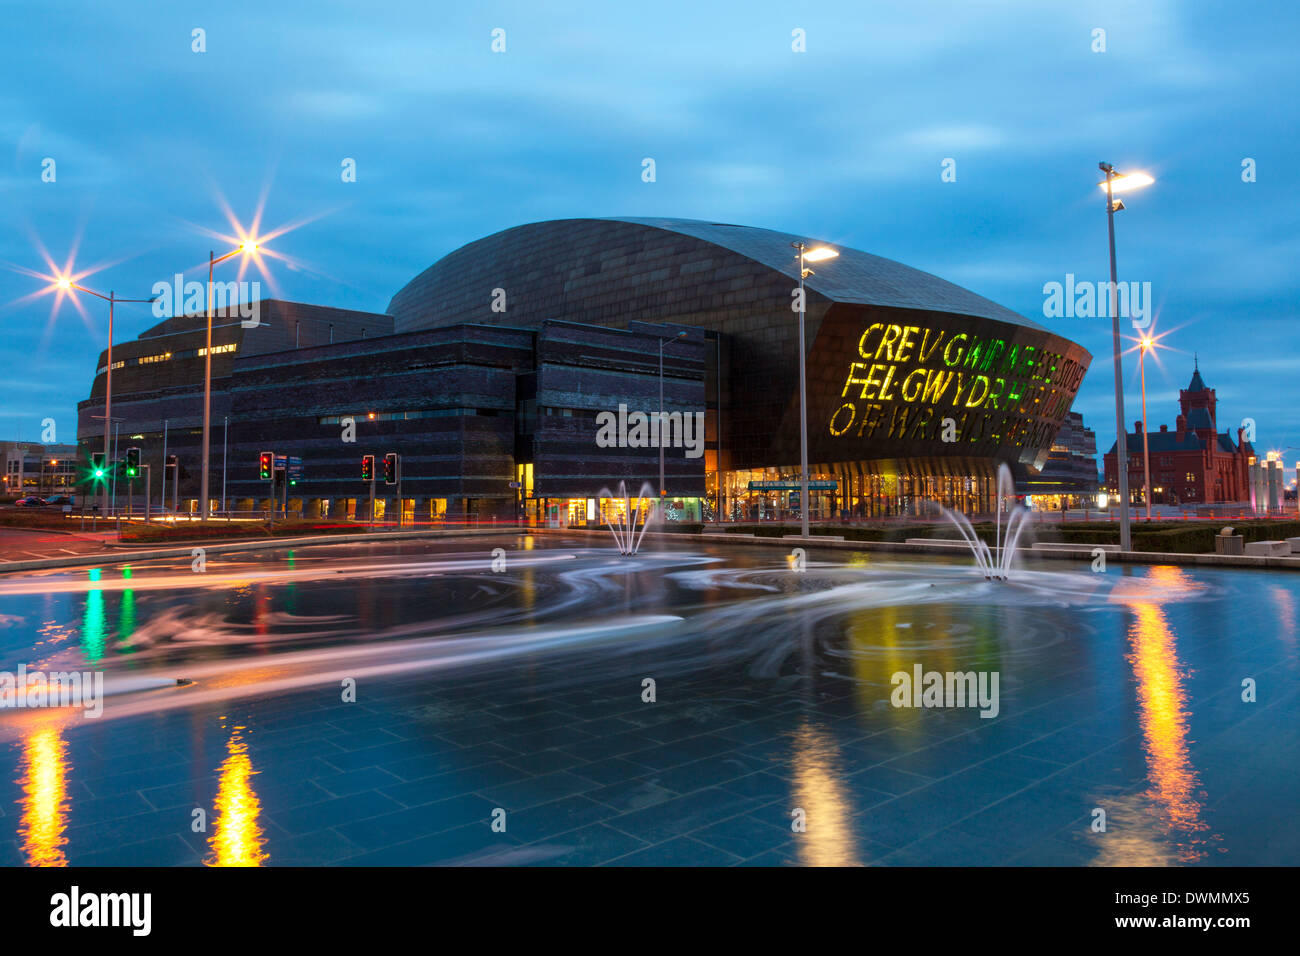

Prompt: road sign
[274,455,304,479]
[747,480,838,491]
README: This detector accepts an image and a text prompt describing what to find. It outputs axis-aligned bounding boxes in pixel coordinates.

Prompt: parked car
[15,495,48,507]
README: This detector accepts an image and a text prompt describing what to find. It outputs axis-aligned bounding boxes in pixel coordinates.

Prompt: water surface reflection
[205,722,268,867]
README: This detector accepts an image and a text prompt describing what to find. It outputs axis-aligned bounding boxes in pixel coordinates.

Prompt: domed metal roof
[387,217,1048,333]
[603,217,1045,328]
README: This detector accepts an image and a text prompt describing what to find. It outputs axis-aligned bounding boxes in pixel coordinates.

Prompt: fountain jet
[939,463,1031,581]
[597,480,658,555]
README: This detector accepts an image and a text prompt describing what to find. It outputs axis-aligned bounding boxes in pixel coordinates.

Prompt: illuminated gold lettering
[858,323,885,359]
[878,364,899,401]
[986,415,1004,443]
[900,368,927,403]
[943,333,968,367]
[909,406,934,439]
[876,324,903,360]
[921,369,955,404]
[863,363,887,400]
[856,403,885,438]
[918,327,945,363]
[951,372,966,405]
[985,377,1005,411]
[841,362,872,398]
[894,326,919,363]
[886,405,911,439]
[829,403,856,437]
[964,374,990,407]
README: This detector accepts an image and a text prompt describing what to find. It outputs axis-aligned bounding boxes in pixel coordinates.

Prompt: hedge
[119,521,373,544]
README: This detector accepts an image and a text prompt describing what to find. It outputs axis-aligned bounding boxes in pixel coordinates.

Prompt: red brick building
[1103,361,1255,505]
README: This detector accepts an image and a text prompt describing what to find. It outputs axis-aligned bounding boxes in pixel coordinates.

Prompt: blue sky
[2,0,1297,459]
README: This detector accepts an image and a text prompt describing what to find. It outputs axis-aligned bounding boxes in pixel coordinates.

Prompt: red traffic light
[259,451,274,481]
[361,454,374,482]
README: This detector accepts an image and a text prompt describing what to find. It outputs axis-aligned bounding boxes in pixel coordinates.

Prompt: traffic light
[91,452,106,479]
[361,454,374,482]
[259,451,274,481]
[383,452,398,485]
[125,447,140,478]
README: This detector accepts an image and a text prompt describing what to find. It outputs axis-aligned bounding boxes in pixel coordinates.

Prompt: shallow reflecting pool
[0,534,1296,866]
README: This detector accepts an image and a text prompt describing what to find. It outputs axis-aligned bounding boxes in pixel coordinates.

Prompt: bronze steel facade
[77,217,1091,521]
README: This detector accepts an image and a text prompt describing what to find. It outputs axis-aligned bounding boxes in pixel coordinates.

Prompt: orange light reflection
[18,726,71,866]
[204,725,268,866]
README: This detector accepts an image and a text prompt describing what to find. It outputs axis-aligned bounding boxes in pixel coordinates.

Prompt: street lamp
[792,241,838,538]
[200,240,260,521]
[57,277,157,516]
[1098,163,1154,551]
[657,331,689,511]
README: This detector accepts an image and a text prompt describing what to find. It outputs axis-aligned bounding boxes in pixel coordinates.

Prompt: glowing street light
[792,241,839,538]
[1098,171,1154,194]
[1098,162,1154,551]
[199,239,264,521]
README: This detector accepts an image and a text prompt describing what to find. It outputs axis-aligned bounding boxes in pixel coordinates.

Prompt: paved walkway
[0,526,119,561]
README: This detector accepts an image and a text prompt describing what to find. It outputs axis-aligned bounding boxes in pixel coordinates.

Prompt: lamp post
[56,278,156,516]
[222,414,229,516]
[111,419,120,515]
[1139,334,1154,521]
[160,418,168,515]
[1098,163,1154,551]
[791,241,839,538]
[200,241,259,521]
[658,330,688,515]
